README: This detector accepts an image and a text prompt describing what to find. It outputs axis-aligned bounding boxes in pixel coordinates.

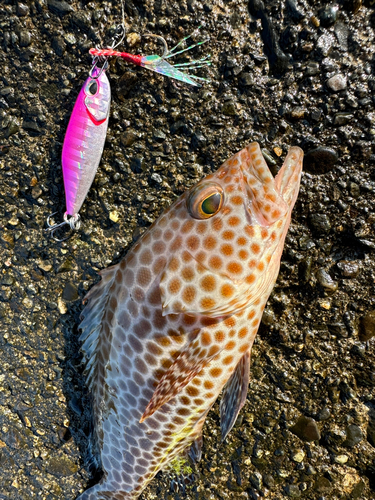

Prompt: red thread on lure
[89,48,143,66]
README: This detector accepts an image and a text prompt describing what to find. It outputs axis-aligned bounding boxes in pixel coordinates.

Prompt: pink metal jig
[46,64,111,241]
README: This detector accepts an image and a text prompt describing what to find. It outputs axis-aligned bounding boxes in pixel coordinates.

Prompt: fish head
[83,68,111,123]
[160,142,303,317]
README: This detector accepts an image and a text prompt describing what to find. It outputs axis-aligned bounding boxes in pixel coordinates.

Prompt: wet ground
[0,0,375,498]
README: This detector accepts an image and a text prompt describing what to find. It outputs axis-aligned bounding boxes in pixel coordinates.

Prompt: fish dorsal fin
[140,330,222,422]
[79,265,120,423]
[160,252,251,317]
[220,349,250,441]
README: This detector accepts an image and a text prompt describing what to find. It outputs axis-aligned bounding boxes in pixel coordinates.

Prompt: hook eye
[45,212,81,242]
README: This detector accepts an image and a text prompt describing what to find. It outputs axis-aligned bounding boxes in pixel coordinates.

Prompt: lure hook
[45,212,81,242]
[89,27,211,87]
[90,57,109,79]
[142,34,169,58]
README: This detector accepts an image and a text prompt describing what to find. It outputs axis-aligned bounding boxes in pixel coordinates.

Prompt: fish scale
[77,142,303,500]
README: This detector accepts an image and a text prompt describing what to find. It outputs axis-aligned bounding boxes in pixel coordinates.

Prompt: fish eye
[86,80,98,96]
[187,183,224,220]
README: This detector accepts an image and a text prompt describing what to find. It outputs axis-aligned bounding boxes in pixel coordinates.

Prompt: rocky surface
[0,0,374,499]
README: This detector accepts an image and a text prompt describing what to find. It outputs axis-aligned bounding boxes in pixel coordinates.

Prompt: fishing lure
[46,31,209,241]
[89,30,210,87]
[45,64,111,241]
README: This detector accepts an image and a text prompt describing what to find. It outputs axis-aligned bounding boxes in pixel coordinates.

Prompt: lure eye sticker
[85,79,98,96]
[84,77,110,123]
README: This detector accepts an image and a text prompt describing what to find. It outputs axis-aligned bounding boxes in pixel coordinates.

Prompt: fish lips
[240,143,303,227]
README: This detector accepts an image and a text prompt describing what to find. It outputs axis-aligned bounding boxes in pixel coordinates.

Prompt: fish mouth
[240,143,304,226]
[273,146,304,206]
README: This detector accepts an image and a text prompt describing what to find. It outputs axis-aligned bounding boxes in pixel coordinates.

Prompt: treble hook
[45,212,81,242]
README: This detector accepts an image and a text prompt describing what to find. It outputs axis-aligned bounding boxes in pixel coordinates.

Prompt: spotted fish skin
[77,143,303,500]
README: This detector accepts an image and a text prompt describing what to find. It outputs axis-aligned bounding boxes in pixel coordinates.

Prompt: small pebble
[334,454,349,464]
[309,213,331,233]
[31,186,43,199]
[292,450,305,463]
[318,407,331,421]
[310,108,322,122]
[318,5,339,27]
[109,210,120,223]
[47,0,74,15]
[39,261,52,272]
[284,484,301,497]
[290,415,321,441]
[304,147,338,174]
[120,130,138,147]
[314,476,332,493]
[327,74,347,91]
[317,33,335,56]
[319,299,331,310]
[57,297,67,314]
[249,471,262,490]
[222,100,237,116]
[22,297,34,309]
[334,112,354,126]
[290,107,305,120]
[337,260,359,278]
[343,424,363,447]
[335,22,349,51]
[44,455,78,477]
[349,182,360,197]
[359,310,375,341]
[19,31,31,47]
[306,465,317,475]
[126,32,141,47]
[151,173,163,184]
[52,36,66,57]
[62,283,79,302]
[316,269,338,293]
[263,474,275,489]
[305,61,320,76]
[153,129,166,142]
[17,3,30,16]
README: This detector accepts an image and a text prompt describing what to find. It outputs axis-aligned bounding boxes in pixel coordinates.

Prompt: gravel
[0,0,374,499]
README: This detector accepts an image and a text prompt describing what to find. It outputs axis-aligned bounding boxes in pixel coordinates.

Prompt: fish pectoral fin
[188,433,203,463]
[187,411,208,463]
[220,349,251,441]
[140,332,222,422]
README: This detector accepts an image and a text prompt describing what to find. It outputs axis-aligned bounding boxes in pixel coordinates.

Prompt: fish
[46,67,110,239]
[77,142,303,500]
